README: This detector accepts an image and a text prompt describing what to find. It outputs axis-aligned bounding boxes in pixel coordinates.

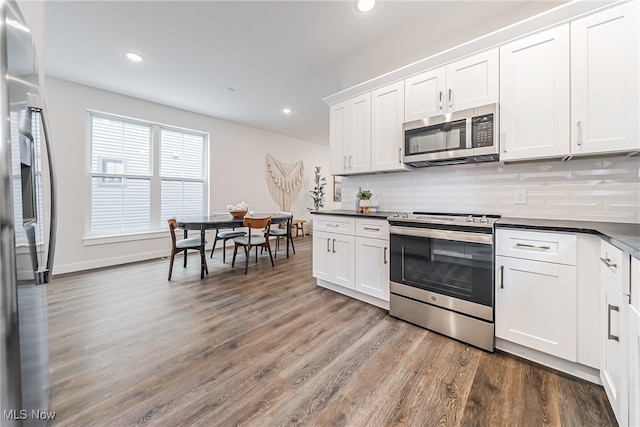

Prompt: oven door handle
[389,225,493,245]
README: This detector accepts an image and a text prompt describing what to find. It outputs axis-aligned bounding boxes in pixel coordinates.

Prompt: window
[88,112,208,237]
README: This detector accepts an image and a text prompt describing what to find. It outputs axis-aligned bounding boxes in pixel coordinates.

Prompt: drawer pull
[600,257,617,269]
[363,227,380,231]
[516,243,551,250]
[607,304,619,342]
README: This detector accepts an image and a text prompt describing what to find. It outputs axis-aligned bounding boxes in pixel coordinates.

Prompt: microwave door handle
[466,119,473,149]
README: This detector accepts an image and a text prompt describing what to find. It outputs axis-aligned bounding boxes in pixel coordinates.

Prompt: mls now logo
[4,409,56,421]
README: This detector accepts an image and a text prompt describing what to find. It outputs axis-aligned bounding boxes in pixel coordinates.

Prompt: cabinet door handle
[502,131,507,153]
[448,89,453,109]
[326,238,330,252]
[438,91,443,111]
[349,155,352,169]
[577,121,583,146]
[500,265,504,289]
[600,257,617,269]
[607,304,620,342]
[384,247,388,264]
[398,147,402,163]
[343,155,347,169]
[332,239,336,253]
[363,227,380,231]
[516,243,551,250]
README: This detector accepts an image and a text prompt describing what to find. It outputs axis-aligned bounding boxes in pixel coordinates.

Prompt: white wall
[45,77,336,274]
[341,155,640,223]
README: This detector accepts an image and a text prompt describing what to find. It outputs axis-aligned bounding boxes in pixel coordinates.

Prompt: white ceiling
[44,1,567,145]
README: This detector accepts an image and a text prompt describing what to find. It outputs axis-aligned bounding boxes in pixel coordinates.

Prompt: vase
[359,199,371,208]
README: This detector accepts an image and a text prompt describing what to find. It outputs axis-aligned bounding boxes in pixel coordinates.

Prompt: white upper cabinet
[330,82,408,175]
[571,1,640,155]
[404,49,498,121]
[371,81,407,172]
[329,93,371,175]
[500,25,570,161]
[404,67,446,121]
[446,48,499,112]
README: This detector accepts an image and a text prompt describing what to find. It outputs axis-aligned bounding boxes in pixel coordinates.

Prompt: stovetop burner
[388,212,501,228]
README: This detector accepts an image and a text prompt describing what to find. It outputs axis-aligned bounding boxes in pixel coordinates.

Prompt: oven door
[389,226,494,309]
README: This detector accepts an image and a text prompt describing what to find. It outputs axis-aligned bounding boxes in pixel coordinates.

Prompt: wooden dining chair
[265,211,295,258]
[231,216,274,274]
[209,213,246,263]
[167,218,208,280]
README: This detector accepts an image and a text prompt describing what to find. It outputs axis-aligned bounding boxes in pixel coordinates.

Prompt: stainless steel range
[387,212,500,351]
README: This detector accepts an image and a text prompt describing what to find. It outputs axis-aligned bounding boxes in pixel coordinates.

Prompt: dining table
[177,212,294,278]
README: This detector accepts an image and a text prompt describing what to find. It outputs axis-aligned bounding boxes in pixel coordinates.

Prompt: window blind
[87,112,208,236]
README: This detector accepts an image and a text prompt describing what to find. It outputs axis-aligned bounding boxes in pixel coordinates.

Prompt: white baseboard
[53,249,169,275]
[496,338,601,385]
[316,279,389,310]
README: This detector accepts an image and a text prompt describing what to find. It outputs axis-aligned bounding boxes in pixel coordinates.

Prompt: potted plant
[309,166,327,211]
[357,189,373,208]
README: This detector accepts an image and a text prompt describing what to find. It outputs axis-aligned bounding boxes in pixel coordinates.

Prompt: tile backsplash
[340,155,640,223]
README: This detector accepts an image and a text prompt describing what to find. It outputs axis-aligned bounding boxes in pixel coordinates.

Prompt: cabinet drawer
[356,218,389,239]
[313,215,355,235]
[600,240,631,295]
[496,229,577,265]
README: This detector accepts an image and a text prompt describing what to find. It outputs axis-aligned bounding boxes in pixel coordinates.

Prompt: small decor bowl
[229,209,248,219]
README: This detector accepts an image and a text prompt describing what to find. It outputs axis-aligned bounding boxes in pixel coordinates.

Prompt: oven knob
[466,215,475,222]
[401,213,409,218]
[480,215,488,223]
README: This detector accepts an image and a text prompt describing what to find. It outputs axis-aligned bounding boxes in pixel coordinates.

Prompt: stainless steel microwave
[403,103,499,167]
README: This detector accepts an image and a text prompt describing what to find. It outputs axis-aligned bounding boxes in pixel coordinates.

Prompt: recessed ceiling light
[357,0,375,12]
[125,52,144,63]
[283,108,292,114]
[226,87,236,93]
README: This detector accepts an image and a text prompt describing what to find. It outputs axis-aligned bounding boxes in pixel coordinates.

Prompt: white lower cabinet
[312,230,355,290]
[600,274,629,426]
[495,255,577,360]
[313,215,389,308]
[628,305,640,427]
[355,236,389,300]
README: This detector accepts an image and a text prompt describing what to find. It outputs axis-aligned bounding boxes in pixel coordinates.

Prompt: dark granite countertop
[310,210,639,258]
[310,209,398,220]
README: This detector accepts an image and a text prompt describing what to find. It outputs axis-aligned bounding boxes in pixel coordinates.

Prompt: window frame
[85,110,209,244]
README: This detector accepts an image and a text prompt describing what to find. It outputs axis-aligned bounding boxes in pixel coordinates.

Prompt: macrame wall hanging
[265,154,304,212]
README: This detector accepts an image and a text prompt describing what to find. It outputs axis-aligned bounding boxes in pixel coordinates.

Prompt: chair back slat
[168,218,178,247]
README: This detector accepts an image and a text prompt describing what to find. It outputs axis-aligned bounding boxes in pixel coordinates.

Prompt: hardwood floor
[47,237,616,426]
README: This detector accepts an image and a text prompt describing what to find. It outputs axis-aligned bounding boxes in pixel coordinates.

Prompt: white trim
[316,279,389,310]
[83,230,168,246]
[496,338,602,385]
[53,248,169,275]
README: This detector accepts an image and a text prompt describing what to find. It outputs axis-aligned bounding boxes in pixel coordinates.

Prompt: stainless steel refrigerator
[1,1,57,426]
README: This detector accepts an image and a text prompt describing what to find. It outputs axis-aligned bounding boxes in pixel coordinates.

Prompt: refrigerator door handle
[29,99,57,285]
